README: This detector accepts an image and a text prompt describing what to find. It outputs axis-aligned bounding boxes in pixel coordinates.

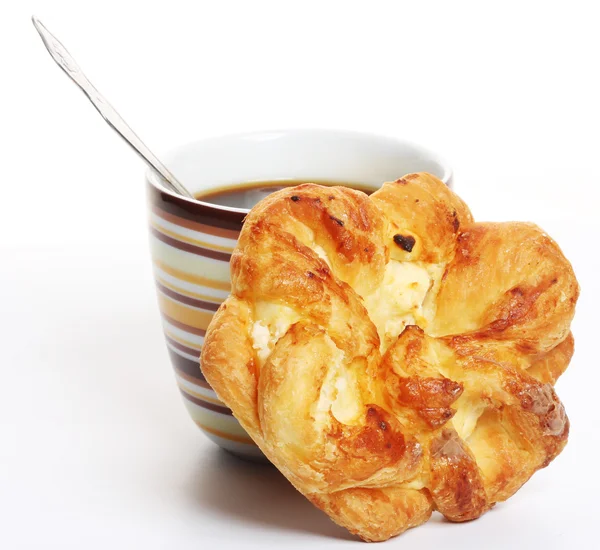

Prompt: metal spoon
[31,16,195,199]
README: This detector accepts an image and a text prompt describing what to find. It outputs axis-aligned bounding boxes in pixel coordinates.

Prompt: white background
[1,1,598,548]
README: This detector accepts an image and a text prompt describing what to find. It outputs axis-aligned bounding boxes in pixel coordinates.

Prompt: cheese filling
[452,397,487,441]
[250,302,361,427]
[251,302,301,365]
[363,261,443,352]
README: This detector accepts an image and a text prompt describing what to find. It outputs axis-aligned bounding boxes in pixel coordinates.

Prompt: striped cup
[146,129,452,460]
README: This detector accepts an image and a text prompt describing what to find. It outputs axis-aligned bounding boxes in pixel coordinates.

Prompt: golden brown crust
[201,173,579,542]
[432,222,579,353]
[370,173,473,264]
[201,297,259,429]
[309,486,433,542]
[429,428,489,522]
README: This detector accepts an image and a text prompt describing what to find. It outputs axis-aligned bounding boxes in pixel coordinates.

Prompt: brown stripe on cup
[175,367,213,390]
[147,183,245,232]
[154,259,231,292]
[167,347,205,380]
[180,388,232,415]
[166,334,201,358]
[157,281,220,312]
[194,421,255,445]
[161,312,207,337]
[151,205,240,240]
[150,227,232,262]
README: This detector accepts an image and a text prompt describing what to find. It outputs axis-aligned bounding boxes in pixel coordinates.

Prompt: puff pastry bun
[201,173,579,541]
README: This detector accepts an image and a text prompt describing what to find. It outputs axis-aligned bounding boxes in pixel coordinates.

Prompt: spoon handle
[31,16,194,199]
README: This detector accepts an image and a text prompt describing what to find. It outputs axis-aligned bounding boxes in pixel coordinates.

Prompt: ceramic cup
[146,129,452,460]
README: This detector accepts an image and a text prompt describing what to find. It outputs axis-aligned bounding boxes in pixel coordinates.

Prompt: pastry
[201,173,579,541]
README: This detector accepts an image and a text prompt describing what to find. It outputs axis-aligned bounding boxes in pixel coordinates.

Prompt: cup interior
[147,129,452,213]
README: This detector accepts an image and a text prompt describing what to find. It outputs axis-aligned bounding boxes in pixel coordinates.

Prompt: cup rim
[146,128,453,215]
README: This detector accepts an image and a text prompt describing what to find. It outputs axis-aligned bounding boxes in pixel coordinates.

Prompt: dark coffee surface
[196,180,375,209]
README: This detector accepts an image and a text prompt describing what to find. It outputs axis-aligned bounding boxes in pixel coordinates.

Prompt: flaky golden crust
[201,174,579,542]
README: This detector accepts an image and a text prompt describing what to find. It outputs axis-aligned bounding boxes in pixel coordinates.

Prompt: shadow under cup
[146,129,452,460]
